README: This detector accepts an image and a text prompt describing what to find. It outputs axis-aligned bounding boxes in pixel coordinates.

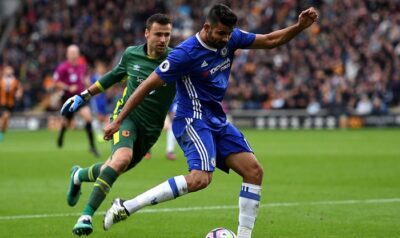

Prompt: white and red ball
[205,227,237,238]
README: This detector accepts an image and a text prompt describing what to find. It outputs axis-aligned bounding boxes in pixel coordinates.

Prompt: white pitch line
[1,198,399,221]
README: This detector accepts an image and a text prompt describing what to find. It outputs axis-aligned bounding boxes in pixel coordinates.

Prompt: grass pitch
[0,129,399,238]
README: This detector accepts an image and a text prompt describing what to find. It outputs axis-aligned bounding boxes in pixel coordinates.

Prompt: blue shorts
[172,117,253,173]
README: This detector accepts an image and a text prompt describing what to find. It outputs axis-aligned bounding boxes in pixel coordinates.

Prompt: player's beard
[206,31,227,49]
[155,44,167,55]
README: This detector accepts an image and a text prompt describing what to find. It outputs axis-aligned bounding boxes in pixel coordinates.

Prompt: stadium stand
[1,0,400,117]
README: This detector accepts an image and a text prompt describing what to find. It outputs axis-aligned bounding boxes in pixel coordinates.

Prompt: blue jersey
[156,28,255,128]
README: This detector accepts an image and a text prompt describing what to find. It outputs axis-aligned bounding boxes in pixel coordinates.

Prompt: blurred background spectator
[1,0,399,116]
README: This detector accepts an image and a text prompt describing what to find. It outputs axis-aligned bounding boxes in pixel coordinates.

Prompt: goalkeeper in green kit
[60,13,175,236]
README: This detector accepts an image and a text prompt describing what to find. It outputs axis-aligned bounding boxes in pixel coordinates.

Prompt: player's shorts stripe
[186,118,208,170]
[243,138,253,152]
[167,178,180,198]
[240,190,261,201]
[187,125,208,170]
[112,114,120,144]
[185,118,207,169]
[185,118,209,170]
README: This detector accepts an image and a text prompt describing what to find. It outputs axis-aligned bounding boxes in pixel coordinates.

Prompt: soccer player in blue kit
[103,4,318,238]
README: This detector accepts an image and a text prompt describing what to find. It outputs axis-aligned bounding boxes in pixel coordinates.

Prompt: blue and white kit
[155,28,256,173]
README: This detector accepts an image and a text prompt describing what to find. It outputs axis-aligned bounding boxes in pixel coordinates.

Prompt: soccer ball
[205,227,237,238]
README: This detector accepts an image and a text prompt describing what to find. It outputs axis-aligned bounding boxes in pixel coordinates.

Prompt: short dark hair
[146,13,171,30]
[207,3,237,27]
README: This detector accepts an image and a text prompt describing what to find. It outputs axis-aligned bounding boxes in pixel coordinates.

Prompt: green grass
[0,129,399,237]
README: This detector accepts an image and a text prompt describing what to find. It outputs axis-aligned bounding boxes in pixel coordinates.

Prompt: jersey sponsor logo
[159,60,170,72]
[122,130,130,137]
[221,47,228,57]
[201,60,208,68]
[210,58,231,75]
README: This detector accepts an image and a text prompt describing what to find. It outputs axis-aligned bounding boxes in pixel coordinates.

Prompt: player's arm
[249,7,318,49]
[60,50,129,115]
[103,71,164,140]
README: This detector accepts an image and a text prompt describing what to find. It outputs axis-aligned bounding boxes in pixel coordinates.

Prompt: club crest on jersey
[122,130,130,137]
[159,60,170,72]
[221,47,228,57]
[133,64,140,71]
[211,157,216,167]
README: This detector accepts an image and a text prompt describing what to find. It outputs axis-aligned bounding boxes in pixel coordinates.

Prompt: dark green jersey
[97,44,175,131]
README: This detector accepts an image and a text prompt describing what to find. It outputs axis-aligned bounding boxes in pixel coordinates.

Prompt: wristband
[80,89,92,101]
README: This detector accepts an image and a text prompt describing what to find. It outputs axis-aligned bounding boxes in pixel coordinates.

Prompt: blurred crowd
[1,0,400,116]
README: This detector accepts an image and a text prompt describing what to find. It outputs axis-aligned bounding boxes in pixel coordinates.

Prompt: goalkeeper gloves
[60,90,91,115]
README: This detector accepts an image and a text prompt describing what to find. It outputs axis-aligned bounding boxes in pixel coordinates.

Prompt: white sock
[73,168,81,185]
[78,214,92,222]
[166,127,176,153]
[123,175,188,214]
[237,183,261,238]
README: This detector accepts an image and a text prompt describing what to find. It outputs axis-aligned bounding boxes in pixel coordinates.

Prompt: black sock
[57,126,66,147]
[85,122,95,148]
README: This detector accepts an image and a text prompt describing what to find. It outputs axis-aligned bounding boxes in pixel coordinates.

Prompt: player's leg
[166,109,177,160]
[72,116,137,236]
[226,152,263,238]
[0,109,10,141]
[219,124,263,238]
[78,105,99,157]
[166,124,176,160]
[71,150,130,236]
[57,112,73,148]
[67,162,103,207]
[103,169,212,231]
[103,118,216,230]
[80,148,131,215]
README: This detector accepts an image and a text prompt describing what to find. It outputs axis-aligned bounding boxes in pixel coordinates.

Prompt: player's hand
[103,121,121,141]
[298,7,318,29]
[60,94,85,115]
